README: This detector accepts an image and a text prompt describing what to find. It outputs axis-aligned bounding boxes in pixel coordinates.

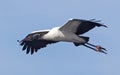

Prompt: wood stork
[19,18,107,55]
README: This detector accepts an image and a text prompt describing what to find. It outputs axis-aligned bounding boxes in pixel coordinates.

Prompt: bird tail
[73,36,89,46]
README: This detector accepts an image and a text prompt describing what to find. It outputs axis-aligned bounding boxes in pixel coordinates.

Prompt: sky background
[0,0,120,75]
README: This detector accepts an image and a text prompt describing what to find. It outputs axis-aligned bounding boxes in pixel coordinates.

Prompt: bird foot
[95,45,107,54]
[84,43,107,54]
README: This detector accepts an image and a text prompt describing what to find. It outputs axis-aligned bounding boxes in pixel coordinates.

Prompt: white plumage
[19,18,107,54]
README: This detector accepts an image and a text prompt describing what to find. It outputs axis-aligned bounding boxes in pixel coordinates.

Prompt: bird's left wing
[19,31,58,55]
[59,19,82,33]
[60,18,107,35]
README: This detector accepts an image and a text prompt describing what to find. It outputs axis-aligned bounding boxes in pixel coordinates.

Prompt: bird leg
[83,43,107,54]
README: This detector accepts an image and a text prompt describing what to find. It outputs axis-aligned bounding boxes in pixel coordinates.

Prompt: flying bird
[19,18,107,55]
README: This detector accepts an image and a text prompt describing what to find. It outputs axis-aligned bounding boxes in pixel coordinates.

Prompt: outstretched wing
[19,31,58,54]
[60,19,107,35]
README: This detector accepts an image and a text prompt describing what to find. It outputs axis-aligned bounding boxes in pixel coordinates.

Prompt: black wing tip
[101,25,108,28]
[17,39,25,46]
[25,46,38,55]
[24,47,38,55]
[17,40,23,45]
[17,40,20,42]
[97,24,108,28]
[88,19,108,28]
[18,40,35,55]
[19,38,58,55]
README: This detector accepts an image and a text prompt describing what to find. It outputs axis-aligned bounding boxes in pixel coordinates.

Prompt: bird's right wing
[19,31,58,55]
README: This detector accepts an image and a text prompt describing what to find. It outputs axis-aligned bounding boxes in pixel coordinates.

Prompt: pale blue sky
[0,0,120,75]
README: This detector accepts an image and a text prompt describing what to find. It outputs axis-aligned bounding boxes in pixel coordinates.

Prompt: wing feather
[20,31,58,54]
[60,19,107,35]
